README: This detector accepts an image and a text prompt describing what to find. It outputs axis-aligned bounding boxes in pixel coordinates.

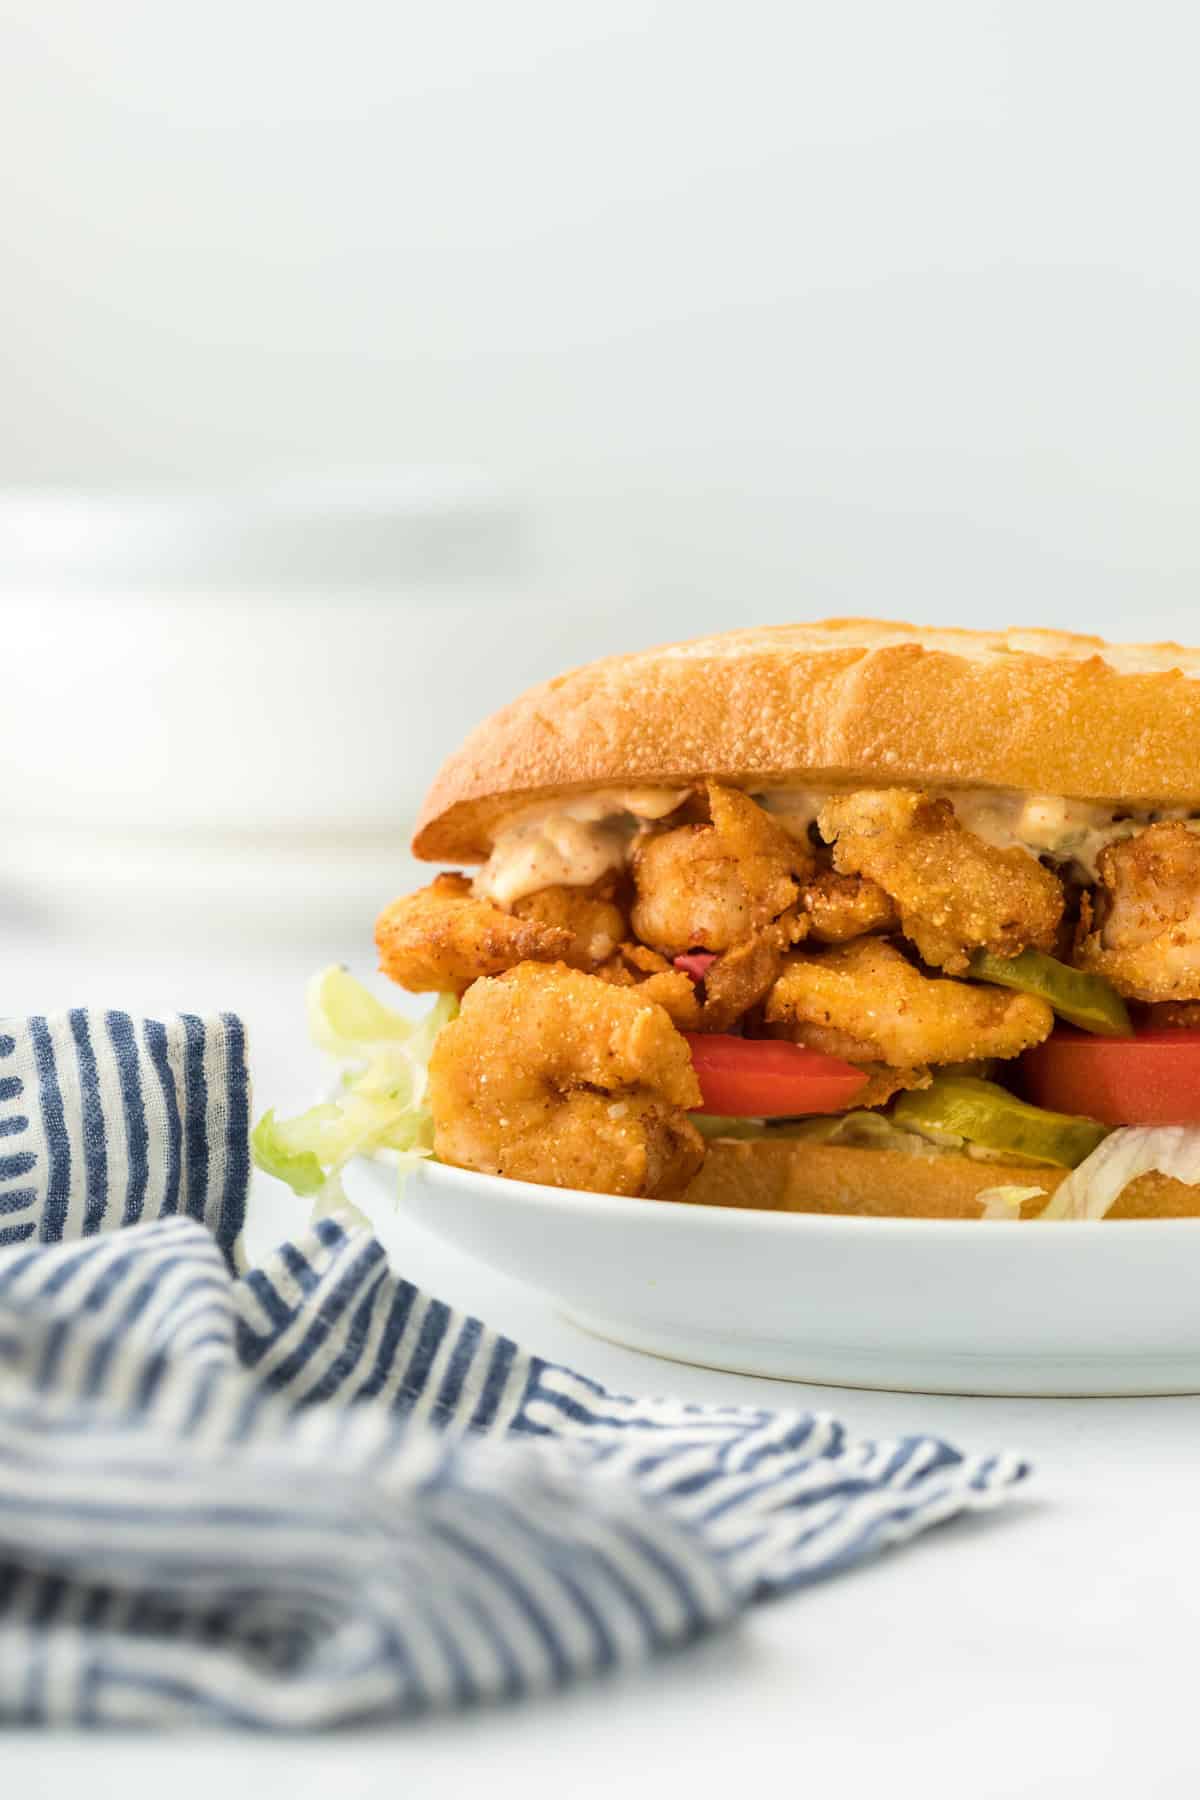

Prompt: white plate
[394,1160,1200,1397]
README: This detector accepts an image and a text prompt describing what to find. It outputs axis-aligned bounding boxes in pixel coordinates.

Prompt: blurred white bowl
[0,475,534,936]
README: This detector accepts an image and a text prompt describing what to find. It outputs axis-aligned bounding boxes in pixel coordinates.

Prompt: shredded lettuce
[694,1110,952,1151]
[251,966,458,1218]
[977,1127,1200,1221]
[692,1114,768,1140]
[250,1113,328,1199]
[1035,1125,1200,1222]
[784,1109,952,1156]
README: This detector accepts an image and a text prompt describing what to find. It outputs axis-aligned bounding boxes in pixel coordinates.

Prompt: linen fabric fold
[0,1010,1029,1728]
[0,1011,248,1258]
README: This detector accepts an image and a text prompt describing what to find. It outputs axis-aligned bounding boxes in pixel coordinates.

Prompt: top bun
[412,618,1200,864]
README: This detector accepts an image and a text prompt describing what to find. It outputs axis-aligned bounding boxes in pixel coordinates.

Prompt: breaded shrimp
[698,924,799,1031]
[376,874,623,994]
[593,944,703,1029]
[818,790,1063,974]
[631,783,812,956]
[1074,823,1200,1001]
[1144,1002,1200,1028]
[851,1064,934,1108]
[765,937,1054,1068]
[510,882,626,965]
[800,870,899,944]
[428,962,704,1197]
[596,921,800,1033]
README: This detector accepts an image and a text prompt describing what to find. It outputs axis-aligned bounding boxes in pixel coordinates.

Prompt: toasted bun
[678,1138,1200,1221]
[413,619,1200,863]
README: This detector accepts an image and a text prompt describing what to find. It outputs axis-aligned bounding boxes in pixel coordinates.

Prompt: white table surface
[5,910,1199,1799]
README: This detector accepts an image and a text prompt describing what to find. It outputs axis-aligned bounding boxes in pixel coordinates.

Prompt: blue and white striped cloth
[0,1011,1030,1728]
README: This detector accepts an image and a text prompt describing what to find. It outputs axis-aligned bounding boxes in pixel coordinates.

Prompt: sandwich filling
[362,781,1200,1216]
[479,787,1200,901]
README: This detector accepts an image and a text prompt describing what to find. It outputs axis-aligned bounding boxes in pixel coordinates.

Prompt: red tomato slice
[1020,1028,1200,1127]
[674,952,718,982]
[684,1033,868,1117]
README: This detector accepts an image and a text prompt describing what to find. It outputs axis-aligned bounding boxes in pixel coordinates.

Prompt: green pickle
[892,1076,1108,1169]
[967,948,1131,1036]
[691,1114,768,1141]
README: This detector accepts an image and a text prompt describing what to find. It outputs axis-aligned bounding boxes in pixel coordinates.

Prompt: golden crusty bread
[413,619,1200,863]
[678,1138,1200,1221]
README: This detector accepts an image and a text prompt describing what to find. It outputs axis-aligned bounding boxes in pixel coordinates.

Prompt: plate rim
[410,1156,1200,1239]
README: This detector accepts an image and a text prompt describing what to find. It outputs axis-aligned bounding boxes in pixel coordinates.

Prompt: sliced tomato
[1020,1028,1200,1127]
[684,1032,867,1117]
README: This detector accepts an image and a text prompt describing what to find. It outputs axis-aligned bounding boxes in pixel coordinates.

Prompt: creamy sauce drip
[473,787,688,905]
[475,783,1200,904]
[760,787,1200,881]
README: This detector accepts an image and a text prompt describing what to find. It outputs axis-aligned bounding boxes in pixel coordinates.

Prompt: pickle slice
[967,948,1131,1036]
[892,1076,1108,1168]
[692,1114,767,1140]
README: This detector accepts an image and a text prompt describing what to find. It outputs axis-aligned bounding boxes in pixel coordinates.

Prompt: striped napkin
[0,1011,1030,1728]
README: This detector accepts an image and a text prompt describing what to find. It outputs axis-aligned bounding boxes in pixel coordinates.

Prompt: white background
[4,0,1200,637]
[5,0,1200,923]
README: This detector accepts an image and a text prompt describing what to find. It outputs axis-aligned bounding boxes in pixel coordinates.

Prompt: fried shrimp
[594,943,703,1029]
[428,962,704,1197]
[631,783,812,957]
[850,1064,934,1108]
[1144,1002,1200,1028]
[376,873,623,994]
[800,870,899,944]
[818,790,1063,974]
[596,923,800,1033]
[510,882,626,965]
[765,937,1054,1068]
[697,925,802,1030]
[1074,823,1200,1001]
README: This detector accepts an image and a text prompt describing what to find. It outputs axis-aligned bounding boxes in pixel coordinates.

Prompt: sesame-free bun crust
[413,619,1200,863]
[678,1138,1200,1221]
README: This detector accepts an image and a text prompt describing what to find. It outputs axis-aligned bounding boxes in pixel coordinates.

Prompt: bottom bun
[678,1137,1200,1221]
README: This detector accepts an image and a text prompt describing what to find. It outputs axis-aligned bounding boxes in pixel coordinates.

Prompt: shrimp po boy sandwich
[262,620,1200,1223]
